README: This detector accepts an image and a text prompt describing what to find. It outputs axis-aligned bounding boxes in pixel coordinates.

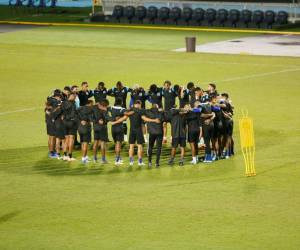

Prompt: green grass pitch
[0,25,300,250]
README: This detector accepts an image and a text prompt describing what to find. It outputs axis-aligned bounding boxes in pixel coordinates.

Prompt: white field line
[0,67,299,117]
[0,107,39,116]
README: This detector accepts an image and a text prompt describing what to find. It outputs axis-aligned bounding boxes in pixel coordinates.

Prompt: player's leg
[179,138,186,166]
[155,135,163,167]
[147,134,155,167]
[163,122,167,143]
[93,140,100,162]
[99,140,107,163]
[68,135,75,161]
[168,138,178,165]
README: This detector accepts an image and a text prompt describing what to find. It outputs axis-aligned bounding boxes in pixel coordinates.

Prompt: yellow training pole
[239,110,256,177]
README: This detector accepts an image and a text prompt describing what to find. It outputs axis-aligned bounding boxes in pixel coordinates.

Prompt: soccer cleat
[168,159,174,166]
[63,155,69,161]
[179,161,184,166]
[101,160,108,164]
[138,162,145,166]
[68,157,76,162]
[117,160,124,165]
[211,153,216,161]
[190,160,197,165]
[155,163,160,168]
[129,161,134,166]
[114,160,119,165]
[148,162,152,168]
[203,154,213,163]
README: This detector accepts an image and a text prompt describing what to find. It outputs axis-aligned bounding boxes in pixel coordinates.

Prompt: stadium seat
[229,9,240,27]
[145,6,158,24]
[241,9,252,28]
[276,11,288,25]
[157,7,170,24]
[112,5,124,23]
[123,6,135,23]
[134,6,147,23]
[180,7,193,25]
[168,7,181,25]
[252,10,264,28]
[205,8,217,26]
[264,10,276,28]
[192,8,205,26]
[216,9,228,27]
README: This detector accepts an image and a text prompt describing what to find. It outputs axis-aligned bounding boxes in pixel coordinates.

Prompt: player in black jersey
[148,84,163,108]
[78,82,93,106]
[92,99,111,164]
[77,100,94,164]
[107,81,132,142]
[61,93,77,161]
[162,80,177,143]
[94,82,108,104]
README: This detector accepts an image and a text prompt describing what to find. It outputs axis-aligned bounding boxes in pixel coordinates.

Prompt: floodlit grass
[0,25,300,250]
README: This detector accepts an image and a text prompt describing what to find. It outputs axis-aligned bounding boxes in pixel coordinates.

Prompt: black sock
[69,153,72,158]
[64,152,67,156]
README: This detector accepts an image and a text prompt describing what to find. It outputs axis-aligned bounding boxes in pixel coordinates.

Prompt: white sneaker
[129,161,134,166]
[190,160,197,165]
[114,160,119,165]
[138,162,145,166]
[68,157,76,162]
[118,160,124,165]
[57,155,63,160]
[63,155,69,161]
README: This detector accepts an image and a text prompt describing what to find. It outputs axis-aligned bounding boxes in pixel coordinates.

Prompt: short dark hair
[187,82,194,90]
[53,89,62,97]
[116,81,123,88]
[98,82,105,88]
[221,93,229,99]
[134,100,142,105]
[64,86,71,92]
[194,87,201,92]
[71,85,78,91]
[209,83,216,90]
[81,81,88,86]
[149,84,157,93]
[100,99,109,107]
[164,80,171,85]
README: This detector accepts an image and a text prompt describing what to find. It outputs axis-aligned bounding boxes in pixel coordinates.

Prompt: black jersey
[109,106,126,133]
[179,89,190,108]
[128,108,145,131]
[148,87,163,108]
[130,88,148,109]
[62,100,77,121]
[186,111,200,133]
[77,105,93,122]
[144,108,164,135]
[78,90,93,106]
[107,87,132,108]
[169,109,186,138]
[162,87,177,110]
[94,88,108,103]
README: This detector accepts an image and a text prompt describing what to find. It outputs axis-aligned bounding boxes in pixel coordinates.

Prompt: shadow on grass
[0,211,21,224]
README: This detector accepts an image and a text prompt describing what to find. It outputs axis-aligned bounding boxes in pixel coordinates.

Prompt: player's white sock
[124,135,128,142]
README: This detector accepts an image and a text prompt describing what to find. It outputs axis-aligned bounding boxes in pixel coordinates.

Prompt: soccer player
[167,105,189,166]
[144,103,165,168]
[200,100,216,163]
[61,92,77,161]
[125,100,160,166]
[148,84,163,108]
[186,102,201,164]
[179,86,190,108]
[77,100,94,164]
[107,81,132,142]
[109,98,127,165]
[78,82,93,106]
[51,92,66,160]
[162,80,177,143]
[62,86,71,101]
[221,93,234,158]
[92,99,110,163]
[207,83,218,98]
[45,99,56,158]
[94,82,108,104]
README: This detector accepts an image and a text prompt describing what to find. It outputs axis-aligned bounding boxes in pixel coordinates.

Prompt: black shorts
[129,129,144,145]
[172,137,186,148]
[94,130,109,141]
[78,124,91,143]
[213,120,225,138]
[112,125,124,142]
[163,112,172,123]
[188,130,200,143]
[46,121,56,136]
[224,119,234,136]
[64,120,77,136]
[54,120,65,139]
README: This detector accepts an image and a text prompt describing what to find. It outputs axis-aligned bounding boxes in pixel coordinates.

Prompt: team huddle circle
[45,80,234,167]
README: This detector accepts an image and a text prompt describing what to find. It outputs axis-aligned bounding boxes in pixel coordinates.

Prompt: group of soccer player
[45,80,234,167]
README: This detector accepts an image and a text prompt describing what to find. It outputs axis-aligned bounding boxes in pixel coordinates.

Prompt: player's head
[187,82,195,90]
[53,89,62,100]
[99,99,109,110]
[116,81,123,90]
[210,94,218,104]
[81,81,89,91]
[115,98,122,106]
[71,85,79,94]
[63,86,71,96]
[164,80,171,89]
[221,92,229,100]
[86,100,94,107]
[149,84,157,93]
[194,87,202,96]
[208,83,216,92]
[134,100,142,108]
[98,82,105,89]
[173,84,180,94]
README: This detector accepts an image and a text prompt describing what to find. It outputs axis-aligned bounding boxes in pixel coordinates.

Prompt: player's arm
[141,115,160,124]
[111,115,128,125]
